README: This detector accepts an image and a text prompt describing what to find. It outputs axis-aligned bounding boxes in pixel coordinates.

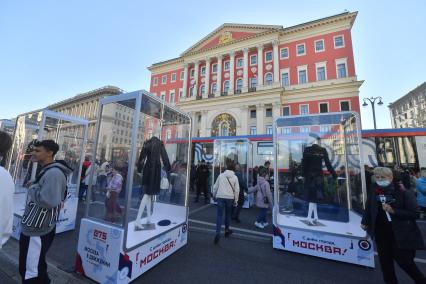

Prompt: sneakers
[224,230,233,238]
[254,221,265,229]
[214,234,220,244]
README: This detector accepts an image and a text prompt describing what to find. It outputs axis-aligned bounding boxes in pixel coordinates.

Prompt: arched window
[236,78,243,92]
[223,80,230,93]
[265,73,273,85]
[200,84,205,96]
[211,83,217,94]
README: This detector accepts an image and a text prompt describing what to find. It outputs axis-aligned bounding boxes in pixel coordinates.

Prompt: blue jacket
[416,177,426,208]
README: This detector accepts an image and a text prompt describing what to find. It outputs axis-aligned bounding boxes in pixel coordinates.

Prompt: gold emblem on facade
[219,31,233,44]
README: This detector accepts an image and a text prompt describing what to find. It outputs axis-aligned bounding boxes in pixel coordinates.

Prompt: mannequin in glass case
[135,136,171,230]
[302,134,337,225]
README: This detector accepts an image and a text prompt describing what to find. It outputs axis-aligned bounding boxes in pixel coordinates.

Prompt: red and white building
[148,11,362,137]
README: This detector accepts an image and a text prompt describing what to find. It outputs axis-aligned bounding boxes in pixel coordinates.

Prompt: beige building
[389,82,426,128]
[48,86,122,143]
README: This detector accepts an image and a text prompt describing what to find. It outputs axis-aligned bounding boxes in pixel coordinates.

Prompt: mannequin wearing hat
[301,134,337,225]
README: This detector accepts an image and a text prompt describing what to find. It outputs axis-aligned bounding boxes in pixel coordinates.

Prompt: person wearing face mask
[361,167,426,284]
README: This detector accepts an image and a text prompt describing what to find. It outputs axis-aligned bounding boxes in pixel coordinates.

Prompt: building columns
[256,103,265,134]
[204,58,210,99]
[193,61,199,98]
[243,48,249,92]
[273,40,280,85]
[257,44,264,87]
[216,55,223,97]
[229,51,235,94]
[182,64,189,99]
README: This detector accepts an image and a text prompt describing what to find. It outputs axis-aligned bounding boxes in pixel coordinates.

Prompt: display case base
[76,218,188,283]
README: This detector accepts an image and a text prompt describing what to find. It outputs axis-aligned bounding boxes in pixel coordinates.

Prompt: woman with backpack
[249,166,273,229]
[361,167,426,284]
[212,160,239,244]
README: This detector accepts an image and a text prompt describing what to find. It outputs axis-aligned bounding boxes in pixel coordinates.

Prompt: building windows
[250,77,257,89]
[298,68,307,84]
[171,73,176,82]
[283,106,290,116]
[340,101,350,111]
[250,54,257,65]
[160,92,166,101]
[179,89,184,98]
[334,35,345,48]
[190,69,195,78]
[320,125,331,132]
[296,43,306,56]
[250,126,257,135]
[281,70,289,86]
[266,125,273,134]
[166,129,172,140]
[201,66,206,76]
[336,58,348,78]
[301,126,309,133]
[316,66,326,81]
[162,75,167,84]
[265,73,273,86]
[236,78,243,92]
[315,39,325,52]
[169,91,175,104]
[300,104,309,115]
[265,51,273,62]
[211,82,217,94]
[224,61,230,71]
[153,77,158,86]
[180,71,184,80]
[212,63,218,74]
[223,80,230,93]
[283,127,291,134]
[250,109,256,118]
[200,84,205,96]
[280,47,289,59]
[265,108,273,117]
[319,103,329,113]
[189,87,194,97]
[236,58,243,68]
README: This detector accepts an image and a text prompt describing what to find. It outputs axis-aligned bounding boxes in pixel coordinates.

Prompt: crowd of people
[1,129,426,283]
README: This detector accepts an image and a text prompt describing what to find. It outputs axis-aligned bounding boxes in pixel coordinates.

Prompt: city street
[1,192,426,284]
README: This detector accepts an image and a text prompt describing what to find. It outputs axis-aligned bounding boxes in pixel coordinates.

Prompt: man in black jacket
[361,167,425,284]
[195,160,209,204]
[232,163,248,223]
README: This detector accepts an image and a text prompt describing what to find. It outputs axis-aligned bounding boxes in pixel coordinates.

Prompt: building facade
[48,86,122,143]
[148,12,362,137]
[389,82,426,128]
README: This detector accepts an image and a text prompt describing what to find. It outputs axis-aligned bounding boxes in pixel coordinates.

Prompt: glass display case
[272,112,374,267]
[6,110,88,237]
[76,90,191,283]
[211,139,253,207]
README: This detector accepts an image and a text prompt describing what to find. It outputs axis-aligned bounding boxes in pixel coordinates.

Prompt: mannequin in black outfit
[135,136,171,230]
[302,138,336,225]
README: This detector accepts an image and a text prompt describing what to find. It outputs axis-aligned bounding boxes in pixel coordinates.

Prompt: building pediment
[181,23,282,57]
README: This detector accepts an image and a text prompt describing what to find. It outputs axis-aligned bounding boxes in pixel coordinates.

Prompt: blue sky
[1,0,425,129]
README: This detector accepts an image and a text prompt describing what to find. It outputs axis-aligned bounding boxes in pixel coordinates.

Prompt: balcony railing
[208,93,215,98]
[248,87,256,92]
[234,89,242,94]
[221,92,228,96]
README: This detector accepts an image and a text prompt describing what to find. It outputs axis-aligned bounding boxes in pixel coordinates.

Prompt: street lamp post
[362,96,384,129]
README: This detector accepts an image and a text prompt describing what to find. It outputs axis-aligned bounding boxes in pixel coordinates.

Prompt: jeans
[216,198,233,235]
[256,208,268,223]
